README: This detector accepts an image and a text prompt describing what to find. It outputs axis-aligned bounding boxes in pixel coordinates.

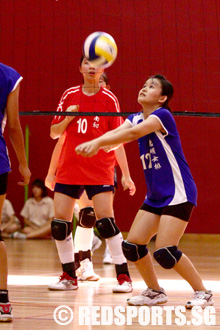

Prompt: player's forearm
[98,127,138,149]
[50,119,69,139]
[8,125,28,167]
[47,161,57,175]
[48,135,65,174]
[48,145,60,173]
[114,145,131,178]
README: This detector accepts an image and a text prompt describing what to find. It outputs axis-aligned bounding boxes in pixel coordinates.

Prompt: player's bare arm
[45,134,65,190]
[6,85,31,185]
[50,105,79,139]
[114,145,136,196]
[101,120,131,139]
[77,121,131,155]
[75,116,162,157]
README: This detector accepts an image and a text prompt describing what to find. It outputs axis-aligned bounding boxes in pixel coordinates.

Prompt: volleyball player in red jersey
[48,56,133,292]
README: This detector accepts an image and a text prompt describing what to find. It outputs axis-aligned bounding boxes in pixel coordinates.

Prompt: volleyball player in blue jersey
[76,74,213,308]
[0,63,31,321]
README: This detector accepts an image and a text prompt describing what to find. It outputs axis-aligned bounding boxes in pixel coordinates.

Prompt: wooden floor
[2,234,220,329]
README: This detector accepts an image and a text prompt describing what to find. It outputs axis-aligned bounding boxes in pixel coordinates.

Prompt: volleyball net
[1,0,220,117]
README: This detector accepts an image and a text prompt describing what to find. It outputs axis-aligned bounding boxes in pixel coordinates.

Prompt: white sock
[106,233,127,264]
[55,233,74,264]
[74,226,93,253]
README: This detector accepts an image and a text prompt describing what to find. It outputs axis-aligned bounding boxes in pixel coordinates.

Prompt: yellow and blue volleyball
[83,32,117,68]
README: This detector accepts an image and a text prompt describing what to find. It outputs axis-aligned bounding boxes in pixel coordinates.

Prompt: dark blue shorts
[140,201,194,222]
[0,172,8,195]
[54,183,115,200]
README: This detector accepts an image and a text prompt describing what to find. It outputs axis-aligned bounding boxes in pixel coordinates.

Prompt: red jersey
[52,85,122,185]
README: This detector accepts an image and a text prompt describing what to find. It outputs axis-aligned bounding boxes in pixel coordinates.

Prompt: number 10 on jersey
[77,118,88,134]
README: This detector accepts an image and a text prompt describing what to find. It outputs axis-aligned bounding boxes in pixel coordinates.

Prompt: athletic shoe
[103,246,113,264]
[92,234,102,253]
[11,231,26,239]
[186,290,214,309]
[127,287,167,306]
[112,274,133,293]
[0,302,13,322]
[77,258,100,281]
[48,272,78,291]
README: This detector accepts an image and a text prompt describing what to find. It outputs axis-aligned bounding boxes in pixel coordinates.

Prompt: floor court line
[8,274,220,292]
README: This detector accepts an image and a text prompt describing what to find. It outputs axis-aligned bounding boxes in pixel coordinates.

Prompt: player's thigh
[127,210,160,245]
[155,215,188,249]
[92,191,114,219]
[54,192,76,221]
[77,190,93,209]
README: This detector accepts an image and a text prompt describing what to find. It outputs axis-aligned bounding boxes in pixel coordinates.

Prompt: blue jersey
[0,63,23,175]
[126,108,197,208]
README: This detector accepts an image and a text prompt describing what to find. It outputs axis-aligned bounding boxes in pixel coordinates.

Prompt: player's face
[99,76,110,90]
[99,76,107,87]
[138,78,163,105]
[80,58,104,81]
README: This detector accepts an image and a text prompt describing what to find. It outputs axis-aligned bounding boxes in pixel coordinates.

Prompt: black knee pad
[122,240,148,261]
[51,219,73,241]
[96,217,120,239]
[78,207,96,228]
[0,230,3,241]
[153,246,182,269]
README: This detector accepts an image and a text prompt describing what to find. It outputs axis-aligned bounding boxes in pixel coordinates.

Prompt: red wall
[1,0,220,233]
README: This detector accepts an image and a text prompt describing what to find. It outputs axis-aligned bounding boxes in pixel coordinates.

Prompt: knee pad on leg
[51,219,73,241]
[153,246,182,269]
[78,207,96,228]
[0,230,3,241]
[96,217,120,239]
[122,240,148,261]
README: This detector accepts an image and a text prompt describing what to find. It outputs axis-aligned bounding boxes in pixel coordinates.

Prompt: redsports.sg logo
[53,305,216,326]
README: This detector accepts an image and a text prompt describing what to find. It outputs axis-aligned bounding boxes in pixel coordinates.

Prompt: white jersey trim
[63,88,80,101]
[150,114,168,137]
[155,131,187,205]
[126,112,144,127]
[102,90,120,113]
[63,85,81,95]
[11,76,23,92]
[125,118,133,127]
[55,87,80,121]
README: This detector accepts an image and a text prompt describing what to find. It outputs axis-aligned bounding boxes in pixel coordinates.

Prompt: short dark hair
[32,179,48,197]
[100,72,108,85]
[150,74,174,112]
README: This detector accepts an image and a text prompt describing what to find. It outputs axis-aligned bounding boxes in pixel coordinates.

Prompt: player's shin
[96,218,130,277]
[51,218,76,278]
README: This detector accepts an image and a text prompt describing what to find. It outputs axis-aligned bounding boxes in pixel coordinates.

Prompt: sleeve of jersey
[5,65,23,95]
[125,113,136,127]
[20,200,29,218]
[51,91,68,125]
[150,108,176,136]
